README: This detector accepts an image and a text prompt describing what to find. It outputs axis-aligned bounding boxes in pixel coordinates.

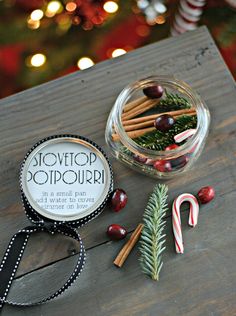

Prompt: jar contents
[106,77,210,178]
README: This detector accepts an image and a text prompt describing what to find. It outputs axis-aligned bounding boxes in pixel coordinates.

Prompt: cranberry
[154,114,175,132]
[107,224,127,240]
[165,144,179,151]
[110,189,128,212]
[171,155,189,169]
[197,186,215,204]
[133,154,147,164]
[143,85,164,99]
[153,160,172,172]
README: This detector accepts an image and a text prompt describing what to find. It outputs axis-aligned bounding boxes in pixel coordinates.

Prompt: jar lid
[20,135,113,224]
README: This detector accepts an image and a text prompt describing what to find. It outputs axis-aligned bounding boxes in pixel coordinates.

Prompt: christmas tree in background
[0,0,235,99]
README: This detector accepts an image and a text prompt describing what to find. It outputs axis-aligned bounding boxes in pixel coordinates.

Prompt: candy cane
[172,193,199,254]
[174,128,196,143]
[170,0,206,36]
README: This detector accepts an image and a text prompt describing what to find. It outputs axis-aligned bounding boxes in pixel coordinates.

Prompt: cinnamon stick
[112,110,197,141]
[112,126,156,142]
[124,111,196,132]
[123,108,196,126]
[114,223,143,268]
[123,96,148,113]
[122,99,158,120]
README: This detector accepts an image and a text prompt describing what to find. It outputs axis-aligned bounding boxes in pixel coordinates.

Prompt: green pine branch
[158,90,191,111]
[139,184,168,281]
[134,115,197,151]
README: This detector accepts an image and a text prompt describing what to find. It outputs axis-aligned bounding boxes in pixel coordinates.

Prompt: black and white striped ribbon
[0,223,85,310]
[0,134,113,311]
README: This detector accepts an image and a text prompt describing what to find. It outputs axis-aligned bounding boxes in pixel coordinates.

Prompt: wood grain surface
[0,27,236,315]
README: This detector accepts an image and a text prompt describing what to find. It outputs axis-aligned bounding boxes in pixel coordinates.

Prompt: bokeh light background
[0,0,235,99]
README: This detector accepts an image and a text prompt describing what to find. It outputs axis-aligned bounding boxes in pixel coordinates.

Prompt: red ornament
[197,186,215,204]
[110,189,128,212]
[107,224,127,240]
[153,160,172,172]
[165,144,179,151]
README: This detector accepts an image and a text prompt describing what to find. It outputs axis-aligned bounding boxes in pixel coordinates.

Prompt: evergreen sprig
[134,115,197,151]
[139,184,168,281]
[158,90,191,111]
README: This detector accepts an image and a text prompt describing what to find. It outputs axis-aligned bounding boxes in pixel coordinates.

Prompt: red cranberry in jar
[170,155,189,169]
[133,154,147,164]
[153,160,172,172]
[143,85,164,99]
[154,114,175,132]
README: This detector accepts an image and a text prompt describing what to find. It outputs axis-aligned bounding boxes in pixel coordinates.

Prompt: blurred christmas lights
[65,2,77,12]
[30,54,46,67]
[103,1,119,13]
[112,48,126,57]
[30,9,44,21]
[136,25,150,37]
[46,1,63,17]
[154,2,167,14]
[27,18,40,29]
[155,15,165,24]
[57,14,72,31]
[77,57,94,69]
[137,0,167,24]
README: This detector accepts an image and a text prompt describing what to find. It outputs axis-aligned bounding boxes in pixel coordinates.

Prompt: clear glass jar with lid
[105,76,210,179]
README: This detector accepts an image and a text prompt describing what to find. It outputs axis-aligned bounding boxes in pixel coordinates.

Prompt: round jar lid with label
[20,135,113,224]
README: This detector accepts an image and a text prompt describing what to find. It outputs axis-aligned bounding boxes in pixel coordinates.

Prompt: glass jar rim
[113,76,209,159]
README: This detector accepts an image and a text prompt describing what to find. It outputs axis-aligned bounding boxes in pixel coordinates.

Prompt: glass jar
[105,76,210,179]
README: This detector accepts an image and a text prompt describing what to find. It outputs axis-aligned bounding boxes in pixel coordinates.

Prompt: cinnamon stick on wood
[114,223,144,268]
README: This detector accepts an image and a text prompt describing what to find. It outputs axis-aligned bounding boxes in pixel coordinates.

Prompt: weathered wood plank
[3,188,236,316]
[0,26,235,279]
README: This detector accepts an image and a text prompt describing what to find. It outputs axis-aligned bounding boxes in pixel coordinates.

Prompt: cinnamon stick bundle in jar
[105,76,209,179]
[112,108,196,141]
[111,88,197,142]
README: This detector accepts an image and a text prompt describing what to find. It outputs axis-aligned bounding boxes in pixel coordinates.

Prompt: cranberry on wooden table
[197,186,215,204]
[110,189,128,212]
[107,224,127,240]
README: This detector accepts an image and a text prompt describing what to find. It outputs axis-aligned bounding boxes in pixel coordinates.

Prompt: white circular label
[22,139,110,221]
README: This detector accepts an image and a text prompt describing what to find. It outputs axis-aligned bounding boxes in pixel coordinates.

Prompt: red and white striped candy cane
[174,128,196,143]
[172,193,199,254]
[171,0,206,36]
